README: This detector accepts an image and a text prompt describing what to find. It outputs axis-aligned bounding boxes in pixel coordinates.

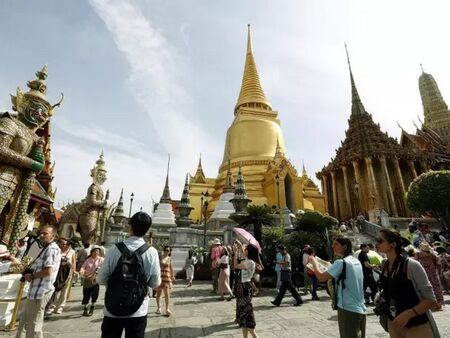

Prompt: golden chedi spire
[235,24,272,114]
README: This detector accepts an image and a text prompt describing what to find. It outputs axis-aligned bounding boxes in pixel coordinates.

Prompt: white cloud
[88,0,222,179]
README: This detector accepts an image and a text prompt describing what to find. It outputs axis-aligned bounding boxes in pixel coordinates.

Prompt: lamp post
[129,192,134,218]
[201,190,211,248]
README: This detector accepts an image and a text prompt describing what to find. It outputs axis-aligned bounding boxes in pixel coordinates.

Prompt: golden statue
[77,152,108,244]
[0,66,62,248]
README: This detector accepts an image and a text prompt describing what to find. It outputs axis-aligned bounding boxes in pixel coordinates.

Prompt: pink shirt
[81,256,104,277]
[210,245,223,268]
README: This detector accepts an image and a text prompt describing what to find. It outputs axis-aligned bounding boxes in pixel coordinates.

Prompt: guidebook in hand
[306,257,331,273]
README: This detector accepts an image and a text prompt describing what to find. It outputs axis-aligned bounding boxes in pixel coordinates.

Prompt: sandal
[156,308,161,314]
[226,295,235,301]
[165,309,172,317]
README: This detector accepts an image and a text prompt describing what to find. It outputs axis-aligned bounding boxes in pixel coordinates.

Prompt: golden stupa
[188,26,325,223]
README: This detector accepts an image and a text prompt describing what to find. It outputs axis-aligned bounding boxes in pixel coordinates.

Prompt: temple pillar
[342,166,352,218]
[420,161,428,173]
[408,160,418,179]
[321,175,330,214]
[365,157,378,210]
[380,155,398,216]
[392,157,406,213]
[352,160,362,213]
[330,171,339,219]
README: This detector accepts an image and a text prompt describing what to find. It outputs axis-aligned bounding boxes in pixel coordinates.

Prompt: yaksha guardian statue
[0,66,62,247]
[77,152,108,244]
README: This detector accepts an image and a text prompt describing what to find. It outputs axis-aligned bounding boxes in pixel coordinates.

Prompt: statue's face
[22,100,49,128]
[93,169,107,186]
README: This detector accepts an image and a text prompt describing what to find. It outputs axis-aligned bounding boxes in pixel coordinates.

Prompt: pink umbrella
[232,227,262,253]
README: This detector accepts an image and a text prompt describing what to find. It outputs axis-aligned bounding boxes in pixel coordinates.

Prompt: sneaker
[156,308,161,314]
[311,296,320,301]
[294,300,303,306]
[54,307,63,314]
[270,300,280,307]
[87,305,95,317]
[82,307,89,317]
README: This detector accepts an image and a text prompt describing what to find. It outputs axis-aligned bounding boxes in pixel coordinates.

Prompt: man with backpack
[97,212,161,338]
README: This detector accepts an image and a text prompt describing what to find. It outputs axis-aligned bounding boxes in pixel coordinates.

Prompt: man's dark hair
[100,241,106,246]
[83,242,90,249]
[247,244,259,261]
[359,243,368,250]
[129,212,152,237]
[306,247,315,255]
[277,245,286,251]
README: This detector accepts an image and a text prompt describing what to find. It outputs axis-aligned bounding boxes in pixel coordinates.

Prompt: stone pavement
[3,281,450,338]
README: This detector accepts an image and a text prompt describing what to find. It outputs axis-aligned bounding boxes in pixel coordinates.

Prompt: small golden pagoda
[189,26,325,223]
[316,49,440,221]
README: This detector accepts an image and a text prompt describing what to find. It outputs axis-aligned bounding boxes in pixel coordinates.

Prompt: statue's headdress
[91,151,107,177]
[10,66,63,116]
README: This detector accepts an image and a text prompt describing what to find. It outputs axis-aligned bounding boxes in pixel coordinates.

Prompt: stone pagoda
[418,66,450,145]
[208,160,236,230]
[317,47,433,221]
[151,156,176,236]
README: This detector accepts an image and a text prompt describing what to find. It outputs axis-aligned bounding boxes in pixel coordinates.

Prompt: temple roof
[235,25,272,113]
[191,154,207,184]
[400,124,450,163]
[317,51,431,177]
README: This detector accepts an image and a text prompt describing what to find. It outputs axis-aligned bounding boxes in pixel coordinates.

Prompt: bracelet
[411,307,419,316]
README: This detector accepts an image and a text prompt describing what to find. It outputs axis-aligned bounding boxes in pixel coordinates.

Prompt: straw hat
[212,238,221,245]
[419,242,432,252]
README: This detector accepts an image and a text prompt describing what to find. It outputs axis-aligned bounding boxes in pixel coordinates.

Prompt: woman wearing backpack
[155,245,175,316]
[376,228,440,338]
[80,245,104,316]
[310,236,366,338]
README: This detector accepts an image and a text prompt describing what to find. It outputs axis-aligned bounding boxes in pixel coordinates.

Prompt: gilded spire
[235,25,272,113]
[345,44,366,116]
[302,162,307,178]
[160,154,171,203]
[274,135,284,158]
[223,159,235,193]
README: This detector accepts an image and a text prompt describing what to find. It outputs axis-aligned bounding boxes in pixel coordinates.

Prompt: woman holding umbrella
[233,240,259,338]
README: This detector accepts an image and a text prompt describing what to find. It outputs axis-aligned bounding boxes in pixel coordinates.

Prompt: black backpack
[105,242,150,316]
[331,258,347,310]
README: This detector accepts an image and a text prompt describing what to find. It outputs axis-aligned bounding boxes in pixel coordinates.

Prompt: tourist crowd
[2,214,448,338]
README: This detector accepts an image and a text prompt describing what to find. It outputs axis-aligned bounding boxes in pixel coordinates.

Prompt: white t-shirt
[218,256,229,265]
[241,259,256,283]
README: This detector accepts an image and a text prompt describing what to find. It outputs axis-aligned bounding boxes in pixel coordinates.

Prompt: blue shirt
[327,256,366,314]
[97,236,161,318]
[275,252,283,272]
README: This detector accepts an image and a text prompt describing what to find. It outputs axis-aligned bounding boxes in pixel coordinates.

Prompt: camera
[20,268,34,282]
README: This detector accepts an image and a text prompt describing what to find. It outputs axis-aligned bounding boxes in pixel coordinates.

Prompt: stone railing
[361,220,382,238]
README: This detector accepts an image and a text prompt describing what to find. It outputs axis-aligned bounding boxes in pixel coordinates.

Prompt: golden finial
[235,25,272,113]
[420,63,425,74]
[247,24,253,54]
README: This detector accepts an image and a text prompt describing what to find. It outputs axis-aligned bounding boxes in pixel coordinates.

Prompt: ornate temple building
[316,51,450,221]
[188,26,325,223]
[418,68,450,145]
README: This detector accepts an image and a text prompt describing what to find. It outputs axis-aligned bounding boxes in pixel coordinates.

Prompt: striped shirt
[28,242,61,300]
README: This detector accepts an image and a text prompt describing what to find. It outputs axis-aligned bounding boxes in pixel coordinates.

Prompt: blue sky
[1,0,450,214]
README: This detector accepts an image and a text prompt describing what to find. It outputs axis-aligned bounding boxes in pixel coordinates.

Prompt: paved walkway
[5,281,450,337]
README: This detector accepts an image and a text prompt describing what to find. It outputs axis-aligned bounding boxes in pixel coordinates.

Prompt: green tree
[230,204,277,247]
[407,170,450,227]
[294,210,338,259]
